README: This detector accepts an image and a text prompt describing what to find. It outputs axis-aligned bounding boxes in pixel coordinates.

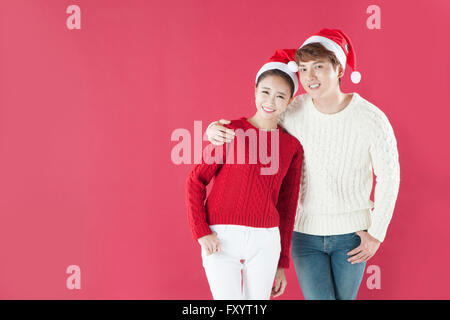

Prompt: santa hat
[289,28,361,84]
[256,48,299,95]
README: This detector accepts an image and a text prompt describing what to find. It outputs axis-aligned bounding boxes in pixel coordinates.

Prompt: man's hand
[198,232,221,256]
[347,231,381,264]
[206,119,236,145]
[271,267,287,298]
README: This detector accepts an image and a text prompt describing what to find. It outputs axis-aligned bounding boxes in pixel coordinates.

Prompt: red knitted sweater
[185,117,303,268]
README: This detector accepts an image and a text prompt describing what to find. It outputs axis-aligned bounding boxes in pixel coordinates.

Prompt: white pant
[201,224,281,300]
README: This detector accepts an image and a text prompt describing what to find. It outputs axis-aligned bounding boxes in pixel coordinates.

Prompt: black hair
[256,69,295,98]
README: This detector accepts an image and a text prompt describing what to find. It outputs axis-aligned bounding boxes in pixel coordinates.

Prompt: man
[205,29,400,300]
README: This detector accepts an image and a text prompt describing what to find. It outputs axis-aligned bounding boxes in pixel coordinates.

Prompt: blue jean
[291,231,366,300]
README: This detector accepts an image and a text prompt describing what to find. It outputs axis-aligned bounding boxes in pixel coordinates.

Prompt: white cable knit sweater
[278,92,400,242]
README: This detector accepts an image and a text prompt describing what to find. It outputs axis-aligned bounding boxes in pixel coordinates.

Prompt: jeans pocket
[352,231,365,246]
[353,229,368,237]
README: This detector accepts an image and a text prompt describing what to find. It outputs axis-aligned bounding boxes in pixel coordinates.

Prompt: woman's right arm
[206,119,236,145]
[185,143,227,240]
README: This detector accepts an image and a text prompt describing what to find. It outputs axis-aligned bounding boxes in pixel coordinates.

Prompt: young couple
[185,28,400,300]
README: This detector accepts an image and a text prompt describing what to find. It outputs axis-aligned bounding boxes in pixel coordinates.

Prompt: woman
[186,49,304,300]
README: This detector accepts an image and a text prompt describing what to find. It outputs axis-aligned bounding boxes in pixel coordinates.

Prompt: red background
[0,0,449,299]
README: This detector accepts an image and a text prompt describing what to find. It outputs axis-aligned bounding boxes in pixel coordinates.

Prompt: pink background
[0,0,449,299]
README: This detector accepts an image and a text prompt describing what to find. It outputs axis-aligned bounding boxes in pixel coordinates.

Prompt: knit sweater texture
[186,117,303,268]
[279,92,400,242]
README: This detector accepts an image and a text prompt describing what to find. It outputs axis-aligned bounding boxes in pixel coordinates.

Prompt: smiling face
[254,73,294,120]
[295,42,344,99]
[298,59,343,99]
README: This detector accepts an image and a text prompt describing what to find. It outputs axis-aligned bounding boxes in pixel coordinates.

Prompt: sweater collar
[240,117,283,132]
[307,92,359,119]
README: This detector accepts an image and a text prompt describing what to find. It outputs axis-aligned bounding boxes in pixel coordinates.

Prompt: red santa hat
[289,28,361,84]
[256,48,300,95]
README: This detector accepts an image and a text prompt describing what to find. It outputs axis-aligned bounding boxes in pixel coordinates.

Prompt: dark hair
[295,42,342,85]
[256,69,295,98]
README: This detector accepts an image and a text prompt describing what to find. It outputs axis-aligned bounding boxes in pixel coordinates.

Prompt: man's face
[298,59,343,99]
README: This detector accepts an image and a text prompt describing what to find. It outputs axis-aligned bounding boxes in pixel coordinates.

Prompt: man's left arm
[347,110,400,264]
[367,111,401,243]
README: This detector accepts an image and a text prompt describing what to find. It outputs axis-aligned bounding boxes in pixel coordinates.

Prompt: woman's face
[254,75,293,120]
[298,59,343,99]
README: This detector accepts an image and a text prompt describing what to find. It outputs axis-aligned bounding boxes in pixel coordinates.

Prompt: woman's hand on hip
[198,232,221,256]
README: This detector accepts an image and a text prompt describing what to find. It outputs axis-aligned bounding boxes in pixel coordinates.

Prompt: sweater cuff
[193,223,213,241]
[277,255,290,269]
[367,224,386,243]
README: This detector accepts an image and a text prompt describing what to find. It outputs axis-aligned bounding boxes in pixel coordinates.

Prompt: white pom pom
[288,61,299,72]
[351,71,361,84]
